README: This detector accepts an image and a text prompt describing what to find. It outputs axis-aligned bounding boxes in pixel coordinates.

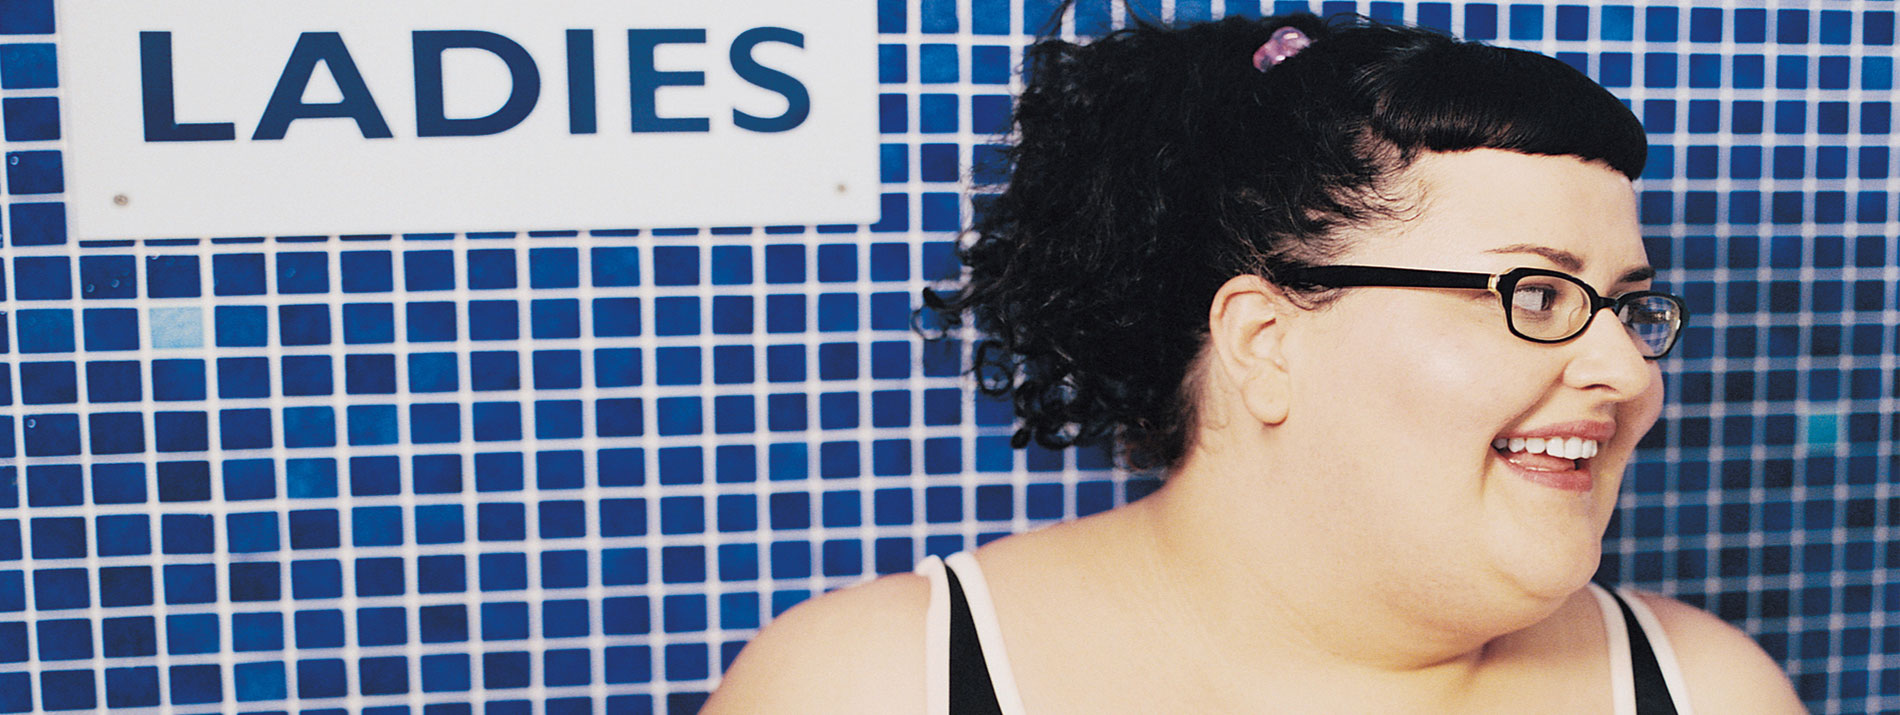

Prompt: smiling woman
[705,9,1805,715]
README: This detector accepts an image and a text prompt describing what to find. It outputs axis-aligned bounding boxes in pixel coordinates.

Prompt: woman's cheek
[1379,320,1522,420]
[1617,364,1667,451]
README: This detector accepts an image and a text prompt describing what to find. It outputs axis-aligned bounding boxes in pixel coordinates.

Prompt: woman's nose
[1561,308,1656,398]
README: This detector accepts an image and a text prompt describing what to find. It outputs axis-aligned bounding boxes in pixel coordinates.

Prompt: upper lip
[1497,420,1616,443]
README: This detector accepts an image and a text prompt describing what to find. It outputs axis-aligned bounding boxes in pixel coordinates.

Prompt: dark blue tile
[8,201,65,245]
[82,308,139,351]
[213,254,266,295]
[102,665,157,711]
[87,412,144,455]
[214,305,267,347]
[19,362,75,404]
[404,250,455,291]
[13,256,68,299]
[276,251,329,293]
[33,568,88,609]
[467,248,516,289]
[289,509,339,549]
[341,250,392,292]
[24,412,79,456]
[79,255,135,298]
[85,360,140,402]
[91,462,146,504]
[0,0,54,34]
[529,247,578,288]
[156,459,209,499]
[39,669,95,711]
[591,246,640,286]
[168,664,221,705]
[3,150,61,193]
[18,309,74,353]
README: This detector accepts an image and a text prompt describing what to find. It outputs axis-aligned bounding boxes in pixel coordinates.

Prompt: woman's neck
[1119,459,1566,699]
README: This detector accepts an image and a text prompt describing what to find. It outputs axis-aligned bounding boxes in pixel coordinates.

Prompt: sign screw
[113,194,130,206]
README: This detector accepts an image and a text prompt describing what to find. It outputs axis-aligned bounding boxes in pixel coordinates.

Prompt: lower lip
[1496,451,1594,492]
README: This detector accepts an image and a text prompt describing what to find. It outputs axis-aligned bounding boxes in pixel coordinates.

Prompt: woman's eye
[1514,286,1558,311]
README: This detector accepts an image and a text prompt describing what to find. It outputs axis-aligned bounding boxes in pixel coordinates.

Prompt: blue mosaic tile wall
[0,1,1894,713]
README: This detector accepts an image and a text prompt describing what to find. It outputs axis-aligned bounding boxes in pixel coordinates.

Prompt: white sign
[58,1,879,239]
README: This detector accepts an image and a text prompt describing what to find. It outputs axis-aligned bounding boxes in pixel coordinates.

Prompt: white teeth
[1494,436,1601,460]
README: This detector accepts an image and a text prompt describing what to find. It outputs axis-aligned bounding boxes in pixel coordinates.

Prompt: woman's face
[1277,148,1664,604]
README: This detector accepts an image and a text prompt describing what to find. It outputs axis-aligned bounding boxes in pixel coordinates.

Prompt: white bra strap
[918,555,951,715]
[1589,583,1639,715]
[1615,587,1699,715]
[944,552,1031,715]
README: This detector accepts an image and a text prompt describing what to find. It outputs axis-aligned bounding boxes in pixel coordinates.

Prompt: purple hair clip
[1251,26,1313,71]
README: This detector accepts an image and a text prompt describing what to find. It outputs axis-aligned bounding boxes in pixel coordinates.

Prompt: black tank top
[942,563,1685,714]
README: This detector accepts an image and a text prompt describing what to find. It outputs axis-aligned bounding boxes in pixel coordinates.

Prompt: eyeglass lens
[1507,275,1681,356]
[1506,275,1591,340]
[1616,296,1682,356]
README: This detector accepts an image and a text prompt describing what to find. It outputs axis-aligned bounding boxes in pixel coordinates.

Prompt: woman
[707,12,1805,714]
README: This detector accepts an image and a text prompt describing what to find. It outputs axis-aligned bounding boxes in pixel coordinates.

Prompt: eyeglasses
[1278,265,1688,359]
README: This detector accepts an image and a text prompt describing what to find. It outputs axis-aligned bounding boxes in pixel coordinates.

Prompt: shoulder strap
[945,563,1007,715]
[1588,583,1639,715]
[1602,586,1685,715]
[1614,586,1700,715]
[919,556,951,715]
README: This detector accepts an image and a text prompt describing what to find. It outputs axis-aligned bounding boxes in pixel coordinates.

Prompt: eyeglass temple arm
[1284,265,1498,291]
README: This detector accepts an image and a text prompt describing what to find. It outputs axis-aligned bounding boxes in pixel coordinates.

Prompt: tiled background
[0,1,1894,713]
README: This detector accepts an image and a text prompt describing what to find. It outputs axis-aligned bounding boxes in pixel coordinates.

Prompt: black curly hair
[925,8,1648,471]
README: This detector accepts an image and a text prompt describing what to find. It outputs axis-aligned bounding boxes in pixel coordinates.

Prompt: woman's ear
[1206,274,1295,426]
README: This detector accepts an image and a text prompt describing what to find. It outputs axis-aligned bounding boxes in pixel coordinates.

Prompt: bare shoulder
[701,572,933,715]
[1629,591,1807,714]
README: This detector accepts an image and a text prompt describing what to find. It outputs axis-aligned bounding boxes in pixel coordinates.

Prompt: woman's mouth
[1491,436,1597,492]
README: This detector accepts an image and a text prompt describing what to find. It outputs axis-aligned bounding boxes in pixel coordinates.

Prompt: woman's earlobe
[1240,371,1291,426]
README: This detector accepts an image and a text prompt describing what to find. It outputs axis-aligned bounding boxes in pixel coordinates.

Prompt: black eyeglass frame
[1278,264,1689,358]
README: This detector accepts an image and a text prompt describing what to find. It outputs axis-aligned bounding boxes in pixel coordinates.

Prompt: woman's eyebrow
[1484,243,1583,271]
[1483,243,1656,284]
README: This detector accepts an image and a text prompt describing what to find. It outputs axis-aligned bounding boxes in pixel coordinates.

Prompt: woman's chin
[1489,534,1604,604]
